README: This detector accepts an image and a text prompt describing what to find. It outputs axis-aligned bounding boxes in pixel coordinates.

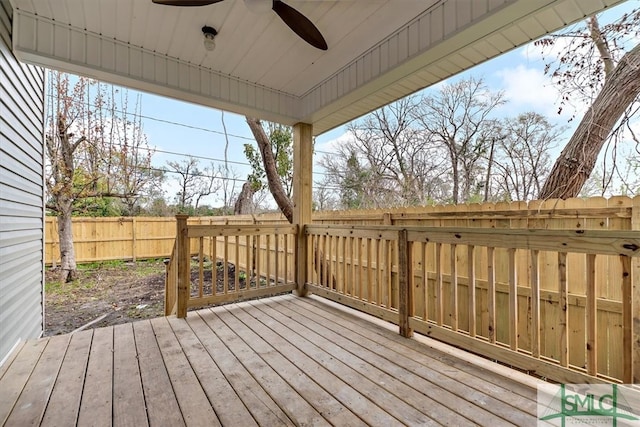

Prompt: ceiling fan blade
[272,0,327,50]
[152,0,224,6]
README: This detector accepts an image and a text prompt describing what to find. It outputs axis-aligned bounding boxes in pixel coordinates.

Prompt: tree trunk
[57,198,77,282]
[246,117,294,223]
[539,42,640,199]
[234,181,254,215]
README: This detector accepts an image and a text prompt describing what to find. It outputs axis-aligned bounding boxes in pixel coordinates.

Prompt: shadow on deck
[1,294,542,426]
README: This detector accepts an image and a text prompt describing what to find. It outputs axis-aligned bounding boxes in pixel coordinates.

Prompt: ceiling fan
[152,0,328,51]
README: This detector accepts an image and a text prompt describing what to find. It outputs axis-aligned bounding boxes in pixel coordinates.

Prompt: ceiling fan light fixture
[244,0,272,14]
[202,25,218,51]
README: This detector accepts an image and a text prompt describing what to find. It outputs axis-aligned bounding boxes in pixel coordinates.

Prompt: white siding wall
[0,0,45,362]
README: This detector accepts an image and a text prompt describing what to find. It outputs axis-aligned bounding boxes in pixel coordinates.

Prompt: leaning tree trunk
[57,197,77,282]
[539,43,640,199]
[246,117,294,223]
[233,181,254,215]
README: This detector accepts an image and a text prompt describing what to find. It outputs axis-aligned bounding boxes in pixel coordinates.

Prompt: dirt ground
[45,259,275,336]
[45,260,168,336]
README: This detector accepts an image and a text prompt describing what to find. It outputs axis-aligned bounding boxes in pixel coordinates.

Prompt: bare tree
[413,77,505,203]
[321,96,448,208]
[491,113,561,201]
[538,9,640,198]
[45,71,154,282]
[166,157,220,212]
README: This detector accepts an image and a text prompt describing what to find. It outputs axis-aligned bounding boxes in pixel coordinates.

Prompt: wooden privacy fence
[165,215,297,318]
[305,224,640,384]
[46,196,638,265]
[44,216,272,265]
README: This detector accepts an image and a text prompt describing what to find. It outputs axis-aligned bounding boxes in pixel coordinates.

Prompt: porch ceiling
[9,0,626,135]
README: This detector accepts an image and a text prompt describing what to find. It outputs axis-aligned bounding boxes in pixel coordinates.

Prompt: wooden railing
[305,224,640,385]
[168,215,298,318]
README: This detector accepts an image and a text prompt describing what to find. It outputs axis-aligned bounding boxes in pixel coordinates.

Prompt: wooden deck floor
[1,294,541,426]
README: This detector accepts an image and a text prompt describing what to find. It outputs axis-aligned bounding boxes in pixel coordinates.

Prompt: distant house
[0,0,45,362]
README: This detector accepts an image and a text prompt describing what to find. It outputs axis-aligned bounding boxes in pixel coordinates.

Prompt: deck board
[112,323,148,427]
[185,313,293,426]
[279,296,538,425]
[0,339,47,425]
[41,330,93,426]
[167,316,256,427]
[0,294,542,426]
[203,308,331,426]
[133,320,185,427]
[77,327,113,427]
[4,335,69,427]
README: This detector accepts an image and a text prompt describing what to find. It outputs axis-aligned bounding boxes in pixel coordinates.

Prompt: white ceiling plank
[9,0,629,135]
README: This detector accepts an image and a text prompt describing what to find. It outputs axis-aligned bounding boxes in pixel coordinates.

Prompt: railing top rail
[389,206,632,219]
[305,225,399,240]
[305,224,640,257]
[187,224,297,238]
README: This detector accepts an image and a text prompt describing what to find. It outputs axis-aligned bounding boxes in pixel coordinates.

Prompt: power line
[45,93,343,157]
[45,93,256,142]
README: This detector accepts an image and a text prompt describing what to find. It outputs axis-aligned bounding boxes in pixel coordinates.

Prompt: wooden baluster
[198,237,204,298]
[284,232,289,285]
[377,238,383,306]
[234,235,240,292]
[342,235,348,295]
[223,235,229,294]
[367,238,373,302]
[255,234,261,288]
[558,252,569,367]
[422,241,428,321]
[357,237,362,300]
[436,243,443,326]
[508,248,518,351]
[275,232,280,285]
[386,238,393,309]
[468,245,476,338]
[530,249,540,358]
[266,234,271,289]
[586,253,597,376]
[450,244,458,332]
[620,255,633,383]
[487,247,496,344]
[211,232,217,294]
[245,234,251,289]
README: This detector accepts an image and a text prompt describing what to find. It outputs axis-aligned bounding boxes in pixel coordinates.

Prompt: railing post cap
[175,214,190,219]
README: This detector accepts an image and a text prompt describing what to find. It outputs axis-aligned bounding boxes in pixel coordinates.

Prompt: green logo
[538,384,640,426]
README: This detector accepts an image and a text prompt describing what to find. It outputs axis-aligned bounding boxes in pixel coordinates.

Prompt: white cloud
[495,64,561,117]
[314,130,353,155]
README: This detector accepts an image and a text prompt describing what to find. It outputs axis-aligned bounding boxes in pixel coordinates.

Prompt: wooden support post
[293,123,313,297]
[398,229,413,338]
[175,214,189,318]
[632,195,640,384]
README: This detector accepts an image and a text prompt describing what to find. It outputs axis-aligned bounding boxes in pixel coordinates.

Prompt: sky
[86,1,639,207]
